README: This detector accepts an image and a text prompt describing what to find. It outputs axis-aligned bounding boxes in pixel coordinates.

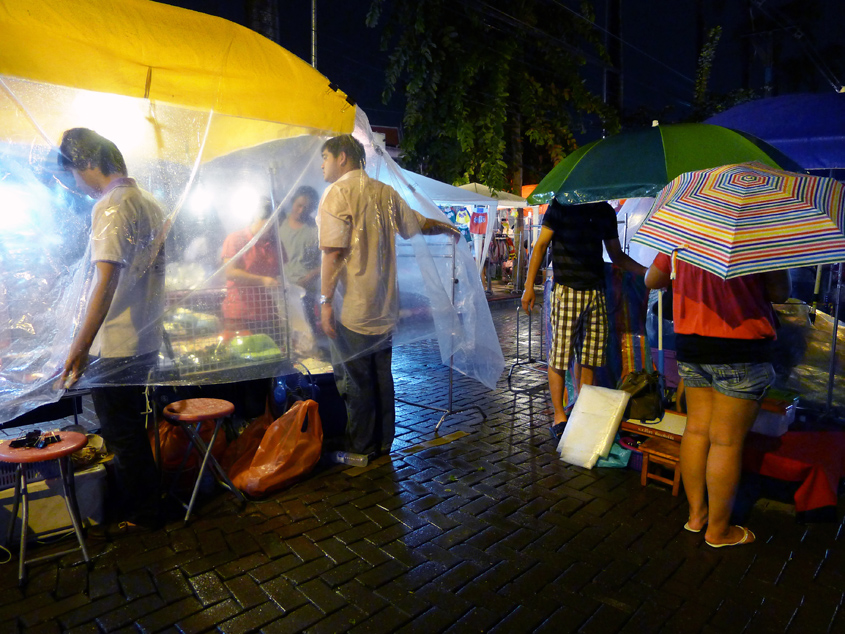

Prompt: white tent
[400,170,498,272]
[459,182,530,208]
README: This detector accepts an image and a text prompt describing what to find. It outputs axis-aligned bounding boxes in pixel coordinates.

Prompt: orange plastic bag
[150,419,228,471]
[219,407,274,472]
[227,399,323,497]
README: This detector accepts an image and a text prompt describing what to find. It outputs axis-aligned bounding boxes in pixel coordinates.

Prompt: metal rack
[158,285,291,382]
[507,306,548,394]
[394,239,487,431]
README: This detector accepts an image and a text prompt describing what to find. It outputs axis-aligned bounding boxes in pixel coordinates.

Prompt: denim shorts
[677,361,775,401]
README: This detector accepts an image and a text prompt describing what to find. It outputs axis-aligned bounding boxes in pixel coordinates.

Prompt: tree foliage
[367,0,618,191]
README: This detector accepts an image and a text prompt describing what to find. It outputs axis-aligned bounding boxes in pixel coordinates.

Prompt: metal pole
[811,264,823,321]
[657,289,664,375]
[447,238,456,414]
[311,0,317,68]
[826,263,842,414]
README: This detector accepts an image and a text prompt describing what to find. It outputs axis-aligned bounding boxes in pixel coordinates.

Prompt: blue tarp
[707,93,845,171]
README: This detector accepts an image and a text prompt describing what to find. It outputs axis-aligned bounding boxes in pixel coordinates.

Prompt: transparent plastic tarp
[0,79,504,424]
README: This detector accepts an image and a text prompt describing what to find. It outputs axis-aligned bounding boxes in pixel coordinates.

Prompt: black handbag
[618,370,664,422]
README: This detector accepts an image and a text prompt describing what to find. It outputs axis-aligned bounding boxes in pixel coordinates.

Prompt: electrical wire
[749,0,843,91]
[543,0,695,84]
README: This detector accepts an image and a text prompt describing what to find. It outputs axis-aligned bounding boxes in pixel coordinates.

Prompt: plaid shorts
[549,284,608,371]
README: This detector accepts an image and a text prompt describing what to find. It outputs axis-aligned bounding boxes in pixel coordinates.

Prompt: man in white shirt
[318,135,458,463]
[59,128,166,535]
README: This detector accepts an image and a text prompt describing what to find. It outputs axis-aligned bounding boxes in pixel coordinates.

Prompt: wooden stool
[640,437,682,496]
[162,398,245,522]
[0,431,90,585]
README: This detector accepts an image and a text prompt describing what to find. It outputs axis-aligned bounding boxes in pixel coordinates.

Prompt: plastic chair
[162,398,246,522]
[0,431,90,585]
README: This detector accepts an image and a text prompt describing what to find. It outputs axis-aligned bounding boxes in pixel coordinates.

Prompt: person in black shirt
[522,199,647,438]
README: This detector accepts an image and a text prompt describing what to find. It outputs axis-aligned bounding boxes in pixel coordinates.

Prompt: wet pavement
[1,300,845,633]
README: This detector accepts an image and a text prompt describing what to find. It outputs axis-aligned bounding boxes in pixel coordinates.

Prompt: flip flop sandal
[684,521,705,533]
[549,422,566,441]
[706,526,755,548]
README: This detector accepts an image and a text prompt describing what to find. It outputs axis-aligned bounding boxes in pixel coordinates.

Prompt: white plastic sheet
[0,80,504,424]
[556,385,630,469]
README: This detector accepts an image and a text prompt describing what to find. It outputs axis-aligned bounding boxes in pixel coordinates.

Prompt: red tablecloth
[743,431,845,512]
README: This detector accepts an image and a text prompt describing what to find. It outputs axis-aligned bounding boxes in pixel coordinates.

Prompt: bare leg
[548,365,568,423]
[579,364,595,391]
[703,391,760,545]
[680,387,713,531]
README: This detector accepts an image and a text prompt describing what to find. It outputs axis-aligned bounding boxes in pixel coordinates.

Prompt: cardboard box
[0,463,105,540]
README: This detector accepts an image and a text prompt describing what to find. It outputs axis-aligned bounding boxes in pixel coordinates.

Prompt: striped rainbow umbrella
[631,162,845,279]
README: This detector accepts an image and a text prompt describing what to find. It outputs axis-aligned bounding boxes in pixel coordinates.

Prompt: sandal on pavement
[549,422,566,441]
[684,517,707,533]
[705,526,755,548]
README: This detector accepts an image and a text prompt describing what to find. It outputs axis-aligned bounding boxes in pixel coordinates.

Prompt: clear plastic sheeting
[349,109,505,390]
[773,303,845,417]
[0,80,504,424]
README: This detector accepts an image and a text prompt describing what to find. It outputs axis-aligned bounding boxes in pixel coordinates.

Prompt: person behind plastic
[645,254,790,547]
[279,185,321,336]
[58,127,166,535]
[318,134,460,464]
[221,196,281,337]
[521,199,647,439]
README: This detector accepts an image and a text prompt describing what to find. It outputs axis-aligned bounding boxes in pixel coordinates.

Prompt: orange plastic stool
[162,398,245,522]
[640,437,682,496]
[0,431,90,585]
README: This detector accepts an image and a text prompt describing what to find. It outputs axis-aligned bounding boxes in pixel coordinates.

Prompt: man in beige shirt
[319,135,458,463]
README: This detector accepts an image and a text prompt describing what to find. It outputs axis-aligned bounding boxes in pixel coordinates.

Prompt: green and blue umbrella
[528,123,803,205]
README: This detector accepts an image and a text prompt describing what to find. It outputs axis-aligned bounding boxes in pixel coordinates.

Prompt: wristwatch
[319,294,332,305]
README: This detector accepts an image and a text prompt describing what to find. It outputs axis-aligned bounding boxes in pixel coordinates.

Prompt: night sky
[162,0,844,137]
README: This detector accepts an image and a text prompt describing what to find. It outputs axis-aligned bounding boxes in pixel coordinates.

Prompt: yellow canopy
[0,0,355,138]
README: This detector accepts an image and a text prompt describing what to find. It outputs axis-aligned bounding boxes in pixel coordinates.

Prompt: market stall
[0,0,504,425]
[395,169,498,273]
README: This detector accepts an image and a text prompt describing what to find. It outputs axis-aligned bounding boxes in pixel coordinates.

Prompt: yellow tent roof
[0,0,355,135]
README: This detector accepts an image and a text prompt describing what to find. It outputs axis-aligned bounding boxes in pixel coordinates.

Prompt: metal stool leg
[182,419,222,522]
[58,457,90,564]
[18,466,28,585]
[5,464,21,548]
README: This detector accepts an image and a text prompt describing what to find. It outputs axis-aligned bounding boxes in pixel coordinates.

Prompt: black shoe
[549,422,566,441]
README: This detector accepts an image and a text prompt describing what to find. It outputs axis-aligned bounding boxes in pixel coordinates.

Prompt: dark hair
[58,128,127,176]
[258,196,274,220]
[321,134,366,169]
[290,185,319,216]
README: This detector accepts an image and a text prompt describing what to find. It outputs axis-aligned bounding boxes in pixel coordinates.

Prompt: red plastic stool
[0,431,90,585]
[162,398,245,522]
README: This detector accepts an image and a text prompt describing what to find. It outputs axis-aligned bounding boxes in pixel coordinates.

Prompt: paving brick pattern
[2,302,844,633]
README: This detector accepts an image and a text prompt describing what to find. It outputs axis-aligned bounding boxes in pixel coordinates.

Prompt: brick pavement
[1,302,844,633]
